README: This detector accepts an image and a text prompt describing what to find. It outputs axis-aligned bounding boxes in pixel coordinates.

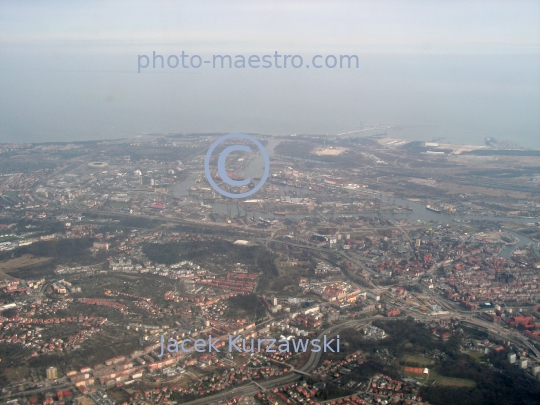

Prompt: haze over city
[1,0,539,148]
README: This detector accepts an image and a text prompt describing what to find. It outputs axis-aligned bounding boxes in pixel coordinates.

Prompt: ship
[274,212,287,216]
[426,204,441,213]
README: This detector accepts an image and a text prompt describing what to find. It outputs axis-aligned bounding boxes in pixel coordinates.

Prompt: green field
[404,367,476,388]
[466,349,485,361]
[0,235,19,242]
[401,353,435,366]
[430,369,477,387]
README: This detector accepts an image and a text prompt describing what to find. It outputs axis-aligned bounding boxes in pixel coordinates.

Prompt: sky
[1,0,539,147]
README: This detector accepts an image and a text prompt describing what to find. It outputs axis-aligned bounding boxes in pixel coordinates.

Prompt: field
[400,352,476,388]
[3,365,31,383]
[404,367,476,388]
[466,349,486,361]
[106,387,132,404]
[0,235,19,242]
[429,369,477,387]
[0,254,53,279]
[401,354,435,367]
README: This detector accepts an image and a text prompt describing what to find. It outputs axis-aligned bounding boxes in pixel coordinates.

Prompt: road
[417,285,540,360]
[181,301,540,405]
[180,316,398,405]
[0,382,74,401]
[256,237,377,288]
[21,174,540,400]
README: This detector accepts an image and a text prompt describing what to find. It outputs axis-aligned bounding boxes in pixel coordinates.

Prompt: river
[172,136,538,253]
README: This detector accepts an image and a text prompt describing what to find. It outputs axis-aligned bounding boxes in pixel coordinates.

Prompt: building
[508,353,516,364]
[52,283,67,294]
[386,309,401,317]
[93,241,109,250]
[46,367,58,380]
[366,292,380,301]
[519,358,528,369]
[233,240,250,246]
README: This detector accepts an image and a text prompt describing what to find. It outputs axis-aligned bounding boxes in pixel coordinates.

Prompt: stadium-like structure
[87,162,109,169]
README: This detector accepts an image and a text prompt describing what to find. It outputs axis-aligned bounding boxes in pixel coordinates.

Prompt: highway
[181,302,540,405]
[181,317,397,405]
[256,237,377,288]
[417,285,540,360]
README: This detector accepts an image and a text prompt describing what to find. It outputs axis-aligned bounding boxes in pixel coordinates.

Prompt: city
[1,2,539,404]
[0,133,539,405]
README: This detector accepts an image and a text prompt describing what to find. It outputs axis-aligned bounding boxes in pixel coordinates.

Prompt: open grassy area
[3,365,31,383]
[106,387,131,404]
[430,368,476,387]
[404,367,476,388]
[466,350,485,362]
[0,254,53,280]
[0,235,20,242]
[401,353,435,366]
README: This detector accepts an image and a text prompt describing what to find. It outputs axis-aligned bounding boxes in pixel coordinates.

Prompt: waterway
[173,178,197,197]
[499,231,535,259]
[172,136,538,254]
[363,192,538,225]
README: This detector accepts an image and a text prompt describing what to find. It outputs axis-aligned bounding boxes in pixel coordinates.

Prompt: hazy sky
[1,1,539,147]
